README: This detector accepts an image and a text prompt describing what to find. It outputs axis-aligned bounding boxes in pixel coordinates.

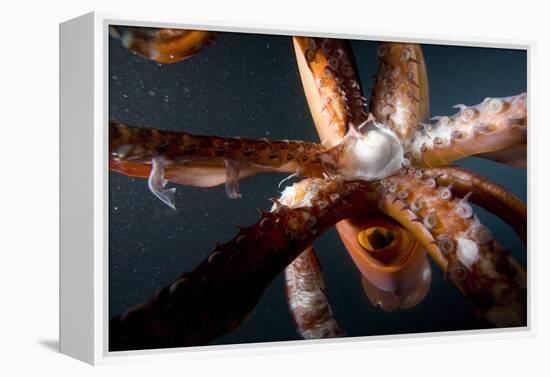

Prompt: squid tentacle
[422,166,527,243]
[408,93,527,167]
[290,37,368,338]
[110,121,329,175]
[293,37,369,145]
[110,121,333,204]
[278,178,345,339]
[370,42,430,143]
[284,247,344,339]
[476,145,526,168]
[379,170,526,327]
[110,26,218,64]
[109,178,379,350]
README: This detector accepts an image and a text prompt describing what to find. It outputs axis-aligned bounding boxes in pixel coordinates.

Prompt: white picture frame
[60,11,533,365]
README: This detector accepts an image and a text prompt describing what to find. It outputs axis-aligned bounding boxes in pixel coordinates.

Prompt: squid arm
[110,158,271,189]
[109,178,379,350]
[422,166,527,243]
[284,247,344,339]
[407,93,527,167]
[378,169,526,327]
[110,26,218,64]
[476,145,527,168]
[110,121,332,205]
[278,177,345,339]
[370,42,430,143]
[293,37,369,146]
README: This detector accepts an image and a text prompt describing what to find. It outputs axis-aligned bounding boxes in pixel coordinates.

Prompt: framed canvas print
[60,12,530,365]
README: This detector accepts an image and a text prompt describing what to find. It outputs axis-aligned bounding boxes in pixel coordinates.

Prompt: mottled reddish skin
[108,28,527,349]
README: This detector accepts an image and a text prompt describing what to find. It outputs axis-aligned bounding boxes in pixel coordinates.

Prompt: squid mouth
[357,226,397,259]
[337,216,432,312]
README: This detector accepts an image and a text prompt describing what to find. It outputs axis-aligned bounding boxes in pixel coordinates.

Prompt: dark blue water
[109,30,527,346]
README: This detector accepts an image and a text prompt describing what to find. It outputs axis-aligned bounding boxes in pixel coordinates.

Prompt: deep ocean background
[108,29,527,347]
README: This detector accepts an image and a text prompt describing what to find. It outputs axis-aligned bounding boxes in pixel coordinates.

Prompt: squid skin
[109,178,380,350]
[408,93,527,167]
[110,26,218,64]
[422,166,527,243]
[379,169,526,327]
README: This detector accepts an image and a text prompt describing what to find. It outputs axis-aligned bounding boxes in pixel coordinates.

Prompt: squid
[108,27,527,351]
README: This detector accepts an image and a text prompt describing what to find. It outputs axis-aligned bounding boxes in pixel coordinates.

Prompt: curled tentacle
[109,178,380,350]
[408,93,527,167]
[379,171,526,327]
[371,42,430,143]
[293,37,369,145]
[421,166,527,243]
[110,26,217,64]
